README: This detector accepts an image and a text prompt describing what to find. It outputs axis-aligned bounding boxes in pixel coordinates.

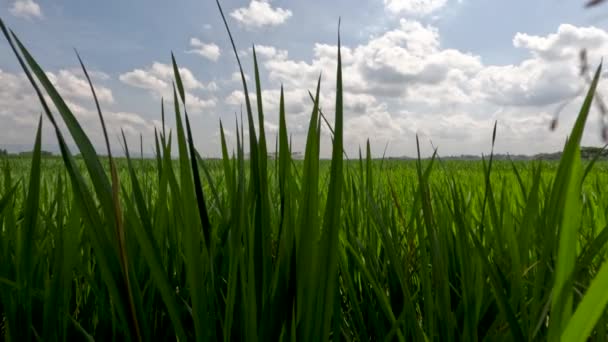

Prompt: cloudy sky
[2,0,608,157]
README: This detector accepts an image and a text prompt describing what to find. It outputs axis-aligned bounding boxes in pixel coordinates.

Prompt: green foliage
[3,8,608,342]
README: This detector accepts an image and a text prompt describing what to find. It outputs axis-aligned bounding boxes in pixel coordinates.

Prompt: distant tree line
[16,150,53,157]
[0,149,54,157]
[386,146,608,161]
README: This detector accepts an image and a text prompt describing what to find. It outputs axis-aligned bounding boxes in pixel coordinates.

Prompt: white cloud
[263,20,481,100]
[187,38,221,61]
[0,68,114,121]
[221,22,608,157]
[513,24,608,61]
[225,90,246,106]
[474,61,581,107]
[345,107,411,146]
[64,68,110,80]
[207,81,219,92]
[231,71,251,82]
[120,62,205,91]
[9,0,42,20]
[119,62,216,112]
[230,0,292,29]
[0,69,40,120]
[120,68,168,91]
[0,68,155,154]
[472,24,608,109]
[188,97,217,111]
[46,70,115,104]
[3,17,607,157]
[384,0,448,16]
[251,45,288,60]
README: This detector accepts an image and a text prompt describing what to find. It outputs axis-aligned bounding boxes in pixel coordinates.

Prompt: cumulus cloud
[46,70,115,104]
[4,18,607,157]
[384,0,448,16]
[262,19,481,102]
[230,0,292,29]
[0,69,40,120]
[225,90,246,106]
[251,45,288,60]
[0,68,154,154]
[474,61,581,107]
[513,24,608,61]
[220,21,608,156]
[473,24,608,109]
[187,38,221,61]
[120,62,205,91]
[231,71,251,82]
[0,68,114,122]
[9,0,42,20]
[119,62,216,112]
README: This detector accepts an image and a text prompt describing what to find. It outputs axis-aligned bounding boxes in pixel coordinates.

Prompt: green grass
[2,4,608,341]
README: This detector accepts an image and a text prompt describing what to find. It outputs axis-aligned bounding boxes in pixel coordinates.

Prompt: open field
[4,152,608,341]
[3,5,608,342]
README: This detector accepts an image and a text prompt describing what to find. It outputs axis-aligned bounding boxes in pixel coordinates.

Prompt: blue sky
[1,0,608,157]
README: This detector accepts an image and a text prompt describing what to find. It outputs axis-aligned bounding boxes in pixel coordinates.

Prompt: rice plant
[2,2,608,341]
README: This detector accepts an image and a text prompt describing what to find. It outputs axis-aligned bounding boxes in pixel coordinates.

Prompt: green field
[3,7,608,342]
[6,154,608,341]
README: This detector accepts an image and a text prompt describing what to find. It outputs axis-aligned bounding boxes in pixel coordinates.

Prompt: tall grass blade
[550,63,602,340]
[16,116,42,341]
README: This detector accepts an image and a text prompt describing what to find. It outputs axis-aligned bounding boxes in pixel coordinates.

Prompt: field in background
[4,152,608,341]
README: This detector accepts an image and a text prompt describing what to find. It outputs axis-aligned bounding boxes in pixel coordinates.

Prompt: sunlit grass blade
[76,49,143,342]
[550,63,602,340]
[469,230,525,341]
[0,182,19,216]
[1,19,138,340]
[219,120,234,197]
[195,150,224,218]
[171,81,207,341]
[479,121,498,239]
[16,116,42,341]
[121,131,187,341]
[8,28,117,231]
[296,75,322,340]
[563,251,608,341]
[251,48,273,327]
[173,52,213,250]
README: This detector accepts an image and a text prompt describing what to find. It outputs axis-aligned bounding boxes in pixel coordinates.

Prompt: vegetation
[16,150,54,158]
[414,146,608,162]
[3,3,608,341]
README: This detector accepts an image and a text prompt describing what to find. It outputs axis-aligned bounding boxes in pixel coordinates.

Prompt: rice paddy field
[4,4,608,341]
